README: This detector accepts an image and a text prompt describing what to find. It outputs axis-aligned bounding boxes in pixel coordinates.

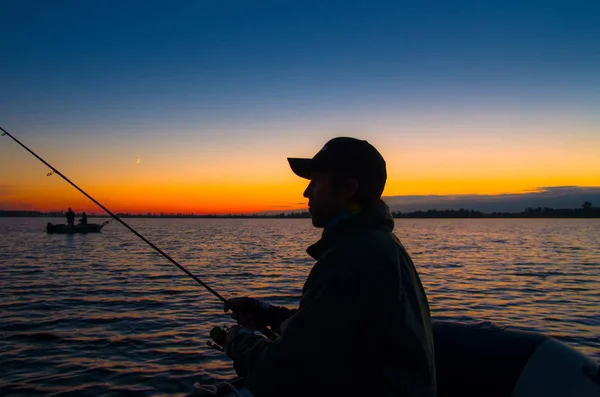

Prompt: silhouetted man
[78,212,88,225]
[66,207,75,227]
[223,137,436,396]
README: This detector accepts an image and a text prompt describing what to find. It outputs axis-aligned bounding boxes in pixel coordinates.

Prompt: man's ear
[343,177,359,200]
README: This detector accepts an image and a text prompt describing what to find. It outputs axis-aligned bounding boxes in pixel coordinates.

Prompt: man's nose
[303,181,312,198]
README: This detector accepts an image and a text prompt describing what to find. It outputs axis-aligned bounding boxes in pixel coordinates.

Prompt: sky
[1,0,599,214]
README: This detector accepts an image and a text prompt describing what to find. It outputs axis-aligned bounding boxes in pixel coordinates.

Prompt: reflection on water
[1,218,599,396]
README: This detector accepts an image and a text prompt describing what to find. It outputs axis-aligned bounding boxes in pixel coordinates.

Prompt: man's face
[303,171,354,228]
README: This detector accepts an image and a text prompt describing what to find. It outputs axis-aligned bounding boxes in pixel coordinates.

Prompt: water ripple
[1,217,599,396]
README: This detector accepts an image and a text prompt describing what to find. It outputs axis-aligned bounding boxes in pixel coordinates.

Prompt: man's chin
[310,216,326,228]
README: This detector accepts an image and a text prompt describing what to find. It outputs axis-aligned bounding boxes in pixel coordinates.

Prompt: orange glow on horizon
[2,175,599,214]
[1,120,599,213]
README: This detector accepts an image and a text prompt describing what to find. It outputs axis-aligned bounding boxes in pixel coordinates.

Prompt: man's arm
[265,305,296,334]
[225,252,368,396]
[224,298,297,333]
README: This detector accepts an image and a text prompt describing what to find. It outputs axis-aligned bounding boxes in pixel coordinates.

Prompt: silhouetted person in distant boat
[66,207,75,226]
[78,212,88,226]
[222,137,436,397]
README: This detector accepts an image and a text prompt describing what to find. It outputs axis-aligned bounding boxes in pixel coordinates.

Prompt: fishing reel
[206,325,230,352]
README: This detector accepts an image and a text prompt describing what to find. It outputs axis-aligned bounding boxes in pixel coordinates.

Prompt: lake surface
[1,218,599,396]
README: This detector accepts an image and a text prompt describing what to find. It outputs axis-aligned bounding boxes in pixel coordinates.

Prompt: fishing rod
[1,126,278,341]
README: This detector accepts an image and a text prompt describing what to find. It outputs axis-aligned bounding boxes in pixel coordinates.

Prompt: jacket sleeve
[265,305,297,334]
[225,250,368,396]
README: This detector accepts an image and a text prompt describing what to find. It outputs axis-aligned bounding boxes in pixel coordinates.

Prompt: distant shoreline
[1,206,598,219]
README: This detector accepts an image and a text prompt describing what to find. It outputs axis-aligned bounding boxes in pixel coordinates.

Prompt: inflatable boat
[193,320,600,396]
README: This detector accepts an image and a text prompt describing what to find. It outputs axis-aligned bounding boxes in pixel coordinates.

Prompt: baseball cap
[287,137,387,197]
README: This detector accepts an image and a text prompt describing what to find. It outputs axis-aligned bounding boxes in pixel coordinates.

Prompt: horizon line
[1,203,596,217]
[1,185,598,215]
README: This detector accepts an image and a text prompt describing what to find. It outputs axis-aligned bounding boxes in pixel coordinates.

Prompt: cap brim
[287,158,313,179]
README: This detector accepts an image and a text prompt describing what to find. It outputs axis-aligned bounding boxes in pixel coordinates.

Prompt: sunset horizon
[2,127,599,214]
[2,1,599,216]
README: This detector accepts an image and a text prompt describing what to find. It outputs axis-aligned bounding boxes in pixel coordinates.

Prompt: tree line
[1,202,597,219]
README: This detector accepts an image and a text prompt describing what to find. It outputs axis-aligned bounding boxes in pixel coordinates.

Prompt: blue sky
[1,1,599,212]
[2,0,599,135]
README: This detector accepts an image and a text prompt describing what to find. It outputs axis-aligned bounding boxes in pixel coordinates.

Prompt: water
[1,218,599,396]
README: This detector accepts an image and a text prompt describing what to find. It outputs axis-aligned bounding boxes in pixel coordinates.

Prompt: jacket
[226,201,436,396]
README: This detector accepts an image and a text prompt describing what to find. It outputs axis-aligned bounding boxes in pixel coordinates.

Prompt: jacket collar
[306,200,394,260]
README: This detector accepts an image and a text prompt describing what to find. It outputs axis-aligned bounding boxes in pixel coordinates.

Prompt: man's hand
[223,324,253,356]
[223,324,261,377]
[224,297,271,329]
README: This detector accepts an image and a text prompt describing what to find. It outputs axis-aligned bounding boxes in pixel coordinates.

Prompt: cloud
[383,186,600,213]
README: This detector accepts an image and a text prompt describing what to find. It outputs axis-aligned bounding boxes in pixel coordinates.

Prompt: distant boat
[46,220,111,234]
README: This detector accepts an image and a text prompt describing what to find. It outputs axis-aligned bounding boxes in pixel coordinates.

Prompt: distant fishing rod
[1,126,230,302]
